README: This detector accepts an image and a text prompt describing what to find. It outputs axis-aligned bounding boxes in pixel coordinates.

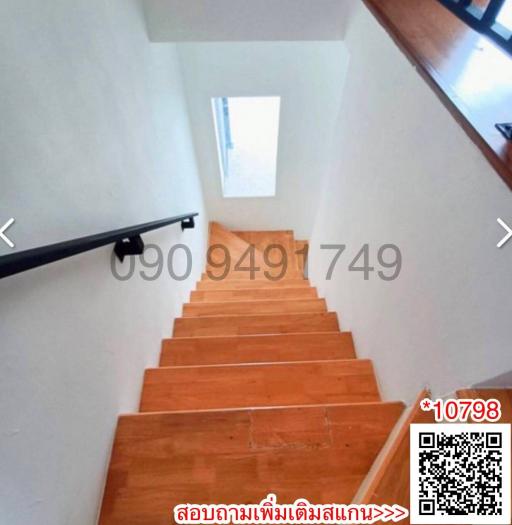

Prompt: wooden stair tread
[99,223,405,525]
[183,298,327,317]
[202,271,303,281]
[173,312,340,337]
[208,221,264,261]
[207,223,301,280]
[197,278,309,290]
[190,287,317,302]
[99,402,404,524]
[140,359,379,412]
[232,229,302,280]
[160,332,356,366]
[354,390,434,515]
[457,388,512,423]
[294,240,308,276]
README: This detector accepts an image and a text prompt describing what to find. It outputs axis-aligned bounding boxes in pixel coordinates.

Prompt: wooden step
[354,390,434,512]
[190,287,318,302]
[140,359,379,412]
[197,278,309,290]
[202,271,302,281]
[207,223,302,280]
[99,402,405,524]
[182,298,327,317]
[173,312,339,337]
[208,221,265,265]
[233,229,302,279]
[160,332,356,366]
[295,240,309,276]
[457,388,512,423]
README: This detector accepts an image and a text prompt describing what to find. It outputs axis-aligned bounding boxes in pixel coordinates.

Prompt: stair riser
[294,240,309,276]
[173,312,339,337]
[160,332,356,366]
[196,279,310,290]
[190,287,317,302]
[140,360,379,412]
[208,223,301,280]
[231,230,302,280]
[203,270,303,280]
[182,299,327,317]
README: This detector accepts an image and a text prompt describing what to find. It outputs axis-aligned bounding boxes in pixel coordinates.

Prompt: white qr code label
[410,424,511,524]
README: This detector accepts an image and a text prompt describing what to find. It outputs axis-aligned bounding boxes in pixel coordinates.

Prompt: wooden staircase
[98,223,405,524]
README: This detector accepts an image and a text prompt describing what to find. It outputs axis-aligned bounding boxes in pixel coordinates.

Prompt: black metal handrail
[0,213,197,279]
[438,0,512,55]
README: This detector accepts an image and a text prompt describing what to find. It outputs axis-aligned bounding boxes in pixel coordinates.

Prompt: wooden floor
[98,224,405,524]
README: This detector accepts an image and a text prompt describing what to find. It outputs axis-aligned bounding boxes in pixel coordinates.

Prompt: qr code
[410,424,511,524]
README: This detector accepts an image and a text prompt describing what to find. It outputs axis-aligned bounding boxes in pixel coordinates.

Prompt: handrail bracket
[181,217,195,231]
[114,235,144,262]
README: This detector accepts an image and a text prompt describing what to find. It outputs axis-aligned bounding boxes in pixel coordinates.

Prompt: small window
[438,0,512,53]
[496,0,512,31]
[212,96,280,198]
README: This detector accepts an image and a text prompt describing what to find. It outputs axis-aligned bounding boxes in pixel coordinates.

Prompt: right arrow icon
[497,218,512,248]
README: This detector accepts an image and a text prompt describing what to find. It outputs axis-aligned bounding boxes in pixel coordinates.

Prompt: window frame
[438,0,512,54]
[211,96,281,199]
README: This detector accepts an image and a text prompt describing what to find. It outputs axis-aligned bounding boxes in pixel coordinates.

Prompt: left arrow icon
[0,218,15,248]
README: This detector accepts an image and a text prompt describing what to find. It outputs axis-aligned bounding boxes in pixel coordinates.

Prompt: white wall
[0,1,206,523]
[143,0,350,42]
[309,1,512,404]
[178,41,349,238]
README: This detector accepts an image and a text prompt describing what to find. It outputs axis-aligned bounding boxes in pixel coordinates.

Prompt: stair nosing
[162,331,351,342]
[170,328,346,341]
[185,298,324,305]
[147,358,371,371]
[121,401,405,418]
[175,311,337,320]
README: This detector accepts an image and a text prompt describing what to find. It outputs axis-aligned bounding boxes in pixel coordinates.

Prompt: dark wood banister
[363,0,512,190]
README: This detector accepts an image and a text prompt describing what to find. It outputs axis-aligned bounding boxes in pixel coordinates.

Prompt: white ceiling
[142,0,350,42]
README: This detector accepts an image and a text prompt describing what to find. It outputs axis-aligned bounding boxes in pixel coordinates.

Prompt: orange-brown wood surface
[233,230,301,279]
[99,402,404,524]
[357,390,435,520]
[190,286,317,302]
[364,0,512,189]
[208,222,266,268]
[207,224,302,280]
[160,332,356,366]
[294,239,309,276]
[197,278,309,290]
[99,224,407,524]
[183,298,327,317]
[457,388,512,422]
[173,312,340,337]
[140,359,379,412]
